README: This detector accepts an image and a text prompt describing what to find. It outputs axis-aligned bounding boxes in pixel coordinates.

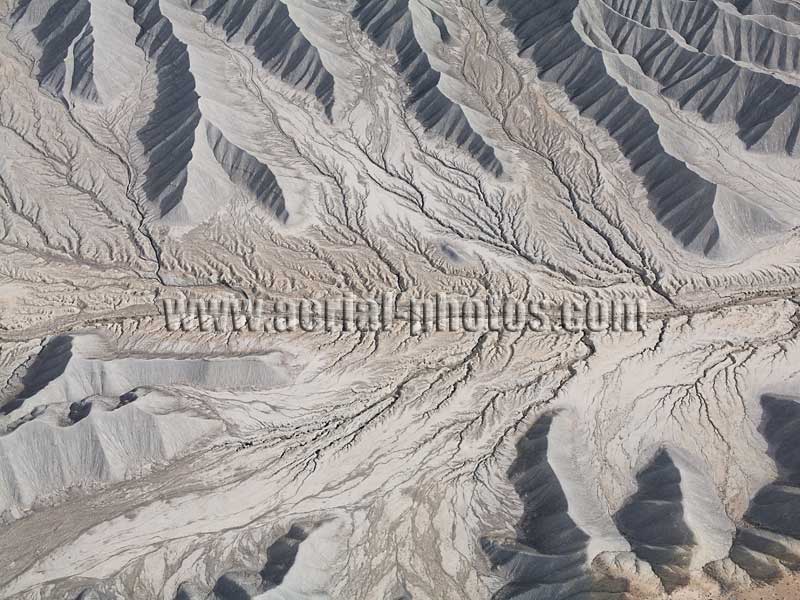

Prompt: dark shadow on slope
[481,412,628,599]
[67,400,92,424]
[488,0,726,255]
[205,523,315,599]
[174,582,204,600]
[595,1,800,155]
[1,336,73,415]
[70,22,99,102]
[74,588,115,600]
[607,0,800,75]
[352,0,502,176]
[11,0,98,101]
[728,0,800,23]
[190,0,334,119]
[211,573,261,600]
[429,10,450,43]
[127,0,201,217]
[206,123,289,223]
[260,523,309,587]
[614,449,695,593]
[729,394,800,581]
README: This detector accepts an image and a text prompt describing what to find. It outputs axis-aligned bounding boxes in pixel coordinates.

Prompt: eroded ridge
[9,0,99,102]
[607,0,800,74]
[190,0,335,118]
[71,523,318,599]
[614,449,696,592]
[592,0,800,156]
[69,18,97,101]
[488,0,766,255]
[481,412,628,599]
[725,0,800,24]
[126,0,202,217]
[1,335,73,416]
[206,123,289,223]
[208,524,311,599]
[352,0,503,176]
[74,590,114,600]
[728,394,800,581]
[1,333,291,418]
[0,333,292,518]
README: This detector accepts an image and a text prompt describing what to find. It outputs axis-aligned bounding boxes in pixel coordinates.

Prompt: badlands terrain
[1,0,800,598]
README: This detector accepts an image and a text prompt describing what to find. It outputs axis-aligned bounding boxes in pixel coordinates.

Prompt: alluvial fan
[1,0,800,599]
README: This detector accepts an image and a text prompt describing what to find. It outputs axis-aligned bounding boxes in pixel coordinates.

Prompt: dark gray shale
[127,0,202,217]
[190,0,335,119]
[488,0,731,255]
[352,0,503,176]
[206,123,289,223]
[728,395,800,581]
[481,412,629,599]
[10,0,99,102]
